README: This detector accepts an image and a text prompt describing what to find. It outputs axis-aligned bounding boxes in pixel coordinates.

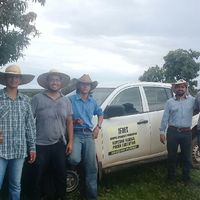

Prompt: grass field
[1,160,200,200]
[69,160,200,200]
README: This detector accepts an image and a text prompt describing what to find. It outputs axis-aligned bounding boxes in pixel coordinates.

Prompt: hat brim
[0,72,35,86]
[75,79,98,90]
[37,72,70,89]
[172,82,188,87]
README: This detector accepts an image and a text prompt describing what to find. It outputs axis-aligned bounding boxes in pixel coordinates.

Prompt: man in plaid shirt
[0,65,36,200]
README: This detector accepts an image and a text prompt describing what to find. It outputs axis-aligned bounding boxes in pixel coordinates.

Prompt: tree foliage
[163,49,200,90]
[139,49,200,93]
[139,65,165,82]
[0,0,45,66]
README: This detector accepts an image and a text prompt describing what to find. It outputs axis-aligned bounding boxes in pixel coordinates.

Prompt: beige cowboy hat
[37,69,70,89]
[76,74,98,90]
[0,64,35,85]
[172,79,188,88]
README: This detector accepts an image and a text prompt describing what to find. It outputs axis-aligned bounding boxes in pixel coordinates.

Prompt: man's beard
[47,87,60,92]
[176,91,185,97]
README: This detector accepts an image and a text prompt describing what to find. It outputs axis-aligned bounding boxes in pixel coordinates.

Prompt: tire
[192,137,200,169]
[66,170,79,193]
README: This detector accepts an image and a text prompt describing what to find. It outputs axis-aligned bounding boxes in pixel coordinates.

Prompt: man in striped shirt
[0,65,36,200]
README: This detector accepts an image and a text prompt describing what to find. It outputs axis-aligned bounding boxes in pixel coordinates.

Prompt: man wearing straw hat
[31,69,73,200]
[0,64,36,200]
[160,79,195,185]
[68,74,103,200]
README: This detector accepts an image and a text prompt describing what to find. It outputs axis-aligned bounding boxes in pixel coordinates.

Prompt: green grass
[69,161,200,200]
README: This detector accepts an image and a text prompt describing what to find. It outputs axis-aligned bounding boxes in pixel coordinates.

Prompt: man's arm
[26,100,36,163]
[93,115,103,139]
[194,94,200,115]
[160,101,170,144]
[66,114,73,155]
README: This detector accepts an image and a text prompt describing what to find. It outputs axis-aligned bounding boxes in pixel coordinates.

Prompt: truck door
[101,87,151,167]
[143,86,173,154]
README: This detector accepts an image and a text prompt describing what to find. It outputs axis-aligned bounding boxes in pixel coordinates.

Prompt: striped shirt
[0,88,36,159]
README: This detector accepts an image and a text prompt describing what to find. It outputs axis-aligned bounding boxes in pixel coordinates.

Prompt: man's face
[79,82,91,95]
[47,75,62,92]
[6,75,21,89]
[174,84,187,97]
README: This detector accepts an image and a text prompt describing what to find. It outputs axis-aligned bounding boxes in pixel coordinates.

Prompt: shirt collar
[3,88,23,100]
[75,93,92,101]
[173,94,188,100]
[43,90,64,97]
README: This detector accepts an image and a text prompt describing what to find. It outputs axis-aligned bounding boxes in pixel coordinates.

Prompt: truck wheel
[192,137,200,169]
[66,170,79,193]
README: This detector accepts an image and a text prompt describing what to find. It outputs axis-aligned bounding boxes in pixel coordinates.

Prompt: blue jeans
[0,158,24,200]
[68,131,97,200]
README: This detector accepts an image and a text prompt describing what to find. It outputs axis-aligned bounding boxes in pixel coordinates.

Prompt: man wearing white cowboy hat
[0,64,36,200]
[160,79,195,185]
[68,74,103,200]
[31,69,73,200]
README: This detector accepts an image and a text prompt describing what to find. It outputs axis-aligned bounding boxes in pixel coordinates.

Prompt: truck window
[144,87,172,111]
[92,88,115,106]
[110,87,143,116]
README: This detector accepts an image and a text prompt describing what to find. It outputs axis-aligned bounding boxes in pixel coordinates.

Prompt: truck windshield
[67,87,115,106]
[91,88,115,106]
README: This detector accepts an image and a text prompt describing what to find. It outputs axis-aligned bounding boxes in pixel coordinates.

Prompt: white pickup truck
[67,82,200,192]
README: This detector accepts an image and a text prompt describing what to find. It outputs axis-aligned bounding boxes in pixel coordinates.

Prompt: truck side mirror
[104,105,125,119]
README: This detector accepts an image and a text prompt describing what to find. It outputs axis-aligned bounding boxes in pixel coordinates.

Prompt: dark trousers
[167,128,192,181]
[35,142,67,200]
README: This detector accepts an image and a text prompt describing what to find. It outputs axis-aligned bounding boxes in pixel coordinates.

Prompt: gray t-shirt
[31,91,73,145]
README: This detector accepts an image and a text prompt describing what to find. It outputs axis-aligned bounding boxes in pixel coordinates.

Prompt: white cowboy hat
[172,79,188,88]
[37,69,70,89]
[0,65,35,85]
[76,74,98,90]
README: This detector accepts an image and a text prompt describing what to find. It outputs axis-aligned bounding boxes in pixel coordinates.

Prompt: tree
[139,65,165,82]
[0,0,45,66]
[163,49,200,92]
[139,49,200,94]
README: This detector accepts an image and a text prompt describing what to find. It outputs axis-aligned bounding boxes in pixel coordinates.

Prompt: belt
[74,128,92,133]
[168,126,191,132]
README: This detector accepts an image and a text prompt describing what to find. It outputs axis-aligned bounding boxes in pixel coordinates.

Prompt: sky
[3,0,200,88]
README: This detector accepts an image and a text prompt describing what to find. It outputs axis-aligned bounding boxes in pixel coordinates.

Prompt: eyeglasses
[80,83,91,87]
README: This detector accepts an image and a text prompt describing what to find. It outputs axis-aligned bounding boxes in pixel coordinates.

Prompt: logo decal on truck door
[108,124,139,155]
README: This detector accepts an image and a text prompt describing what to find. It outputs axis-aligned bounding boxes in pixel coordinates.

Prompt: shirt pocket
[0,104,9,119]
[170,104,179,114]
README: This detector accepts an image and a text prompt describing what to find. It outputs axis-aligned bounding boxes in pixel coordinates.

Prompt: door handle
[137,119,148,125]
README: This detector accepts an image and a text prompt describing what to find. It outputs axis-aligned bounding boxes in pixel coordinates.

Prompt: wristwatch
[97,124,102,129]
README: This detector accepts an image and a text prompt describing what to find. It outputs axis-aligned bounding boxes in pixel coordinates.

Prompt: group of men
[0,64,103,200]
[1,63,200,199]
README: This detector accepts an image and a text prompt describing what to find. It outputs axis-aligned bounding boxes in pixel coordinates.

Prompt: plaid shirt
[0,89,36,159]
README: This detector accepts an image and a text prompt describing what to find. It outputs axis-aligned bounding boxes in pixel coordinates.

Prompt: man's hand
[66,141,73,155]
[28,151,36,164]
[160,134,166,144]
[74,118,84,125]
[92,126,100,139]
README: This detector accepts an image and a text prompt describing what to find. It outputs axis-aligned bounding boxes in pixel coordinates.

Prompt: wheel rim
[66,170,79,193]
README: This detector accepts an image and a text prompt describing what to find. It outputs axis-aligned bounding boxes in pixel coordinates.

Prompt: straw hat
[76,74,98,90]
[37,69,70,89]
[172,79,188,88]
[0,65,35,85]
